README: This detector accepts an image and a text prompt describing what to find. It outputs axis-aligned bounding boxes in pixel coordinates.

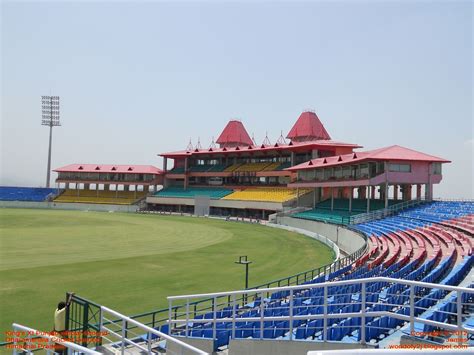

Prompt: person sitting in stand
[53,293,74,354]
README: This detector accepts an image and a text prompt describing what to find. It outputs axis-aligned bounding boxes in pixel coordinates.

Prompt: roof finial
[262,131,271,146]
[209,136,216,149]
[186,138,193,151]
[195,137,202,150]
[277,130,287,145]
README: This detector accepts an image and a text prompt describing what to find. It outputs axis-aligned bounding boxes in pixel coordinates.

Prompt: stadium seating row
[53,189,147,205]
[0,186,59,202]
[154,187,233,199]
[292,198,399,224]
[166,201,473,351]
[222,188,312,203]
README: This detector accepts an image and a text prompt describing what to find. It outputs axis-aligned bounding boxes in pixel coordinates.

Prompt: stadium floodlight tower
[41,95,61,188]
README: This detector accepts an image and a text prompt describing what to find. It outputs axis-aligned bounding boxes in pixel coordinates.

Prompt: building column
[394,184,398,201]
[406,184,412,200]
[313,188,317,208]
[290,152,295,166]
[297,188,300,206]
[366,186,371,212]
[384,183,389,208]
[416,184,422,200]
[163,157,168,172]
[331,187,334,211]
[425,183,433,201]
[184,157,188,173]
[134,186,137,199]
[116,185,118,198]
[349,188,352,213]
[371,186,375,199]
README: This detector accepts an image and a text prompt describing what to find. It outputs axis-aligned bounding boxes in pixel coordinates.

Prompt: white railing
[433,198,474,203]
[100,306,208,355]
[10,323,101,355]
[308,349,473,354]
[350,199,429,225]
[167,277,473,348]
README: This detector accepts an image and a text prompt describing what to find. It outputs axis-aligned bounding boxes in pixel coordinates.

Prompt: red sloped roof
[160,140,362,158]
[53,164,163,174]
[287,111,331,141]
[216,120,253,146]
[287,145,450,171]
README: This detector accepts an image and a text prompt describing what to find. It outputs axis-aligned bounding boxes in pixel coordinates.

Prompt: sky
[1,0,472,198]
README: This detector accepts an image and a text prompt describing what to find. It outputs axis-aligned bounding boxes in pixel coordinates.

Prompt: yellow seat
[223,188,312,202]
[54,189,147,205]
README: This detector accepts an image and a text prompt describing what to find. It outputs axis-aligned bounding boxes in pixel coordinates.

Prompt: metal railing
[348,199,430,225]
[65,293,102,347]
[9,323,101,355]
[167,277,474,348]
[100,306,208,355]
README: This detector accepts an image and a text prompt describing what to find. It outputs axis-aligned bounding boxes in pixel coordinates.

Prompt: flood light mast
[41,95,61,188]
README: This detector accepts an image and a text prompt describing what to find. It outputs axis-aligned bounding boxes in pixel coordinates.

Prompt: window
[324,168,332,180]
[369,163,377,177]
[342,166,351,178]
[377,162,385,174]
[315,169,324,181]
[432,163,442,175]
[389,163,411,173]
[360,164,369,178]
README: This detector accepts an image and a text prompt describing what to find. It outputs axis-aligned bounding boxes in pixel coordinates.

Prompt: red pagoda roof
[54,164,163,174]
[287,145,450,171]
[216,120,253,146]
[287,111,331,141]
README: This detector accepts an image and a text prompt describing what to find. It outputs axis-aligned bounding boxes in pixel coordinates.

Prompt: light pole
[235,255,252,289]
[41,96,61,187]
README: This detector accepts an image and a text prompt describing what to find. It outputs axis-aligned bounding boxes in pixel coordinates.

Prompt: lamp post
[235,255,252,289]
[235,256,252,304]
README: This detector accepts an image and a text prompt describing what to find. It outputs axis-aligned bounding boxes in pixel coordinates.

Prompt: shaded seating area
[0,186,58,202]
[222,187,312,203]
[293,198,398,224]
[154,187,233,199]
[54,189,146,205]
[189,164,228,172]
[293,209,356,224]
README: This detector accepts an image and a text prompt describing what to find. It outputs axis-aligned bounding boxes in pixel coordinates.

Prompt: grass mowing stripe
[0,208,334,342]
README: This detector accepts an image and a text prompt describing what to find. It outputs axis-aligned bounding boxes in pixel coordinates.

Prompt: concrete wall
[146,196,283,211]
[266,223,339,261]
[229,338,374,355]
[276,216,366,255]
[0,200,138,213]
[167,337,214,355]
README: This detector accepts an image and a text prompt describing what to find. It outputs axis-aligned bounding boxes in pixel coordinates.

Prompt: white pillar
[349,188,352,213]
[331,187,334,211]
[366,186,370,212]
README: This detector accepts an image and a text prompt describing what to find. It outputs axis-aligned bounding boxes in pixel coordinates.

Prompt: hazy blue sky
[1,1,472,198]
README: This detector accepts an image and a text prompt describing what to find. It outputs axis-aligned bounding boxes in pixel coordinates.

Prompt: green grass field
[0,208,334,342]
